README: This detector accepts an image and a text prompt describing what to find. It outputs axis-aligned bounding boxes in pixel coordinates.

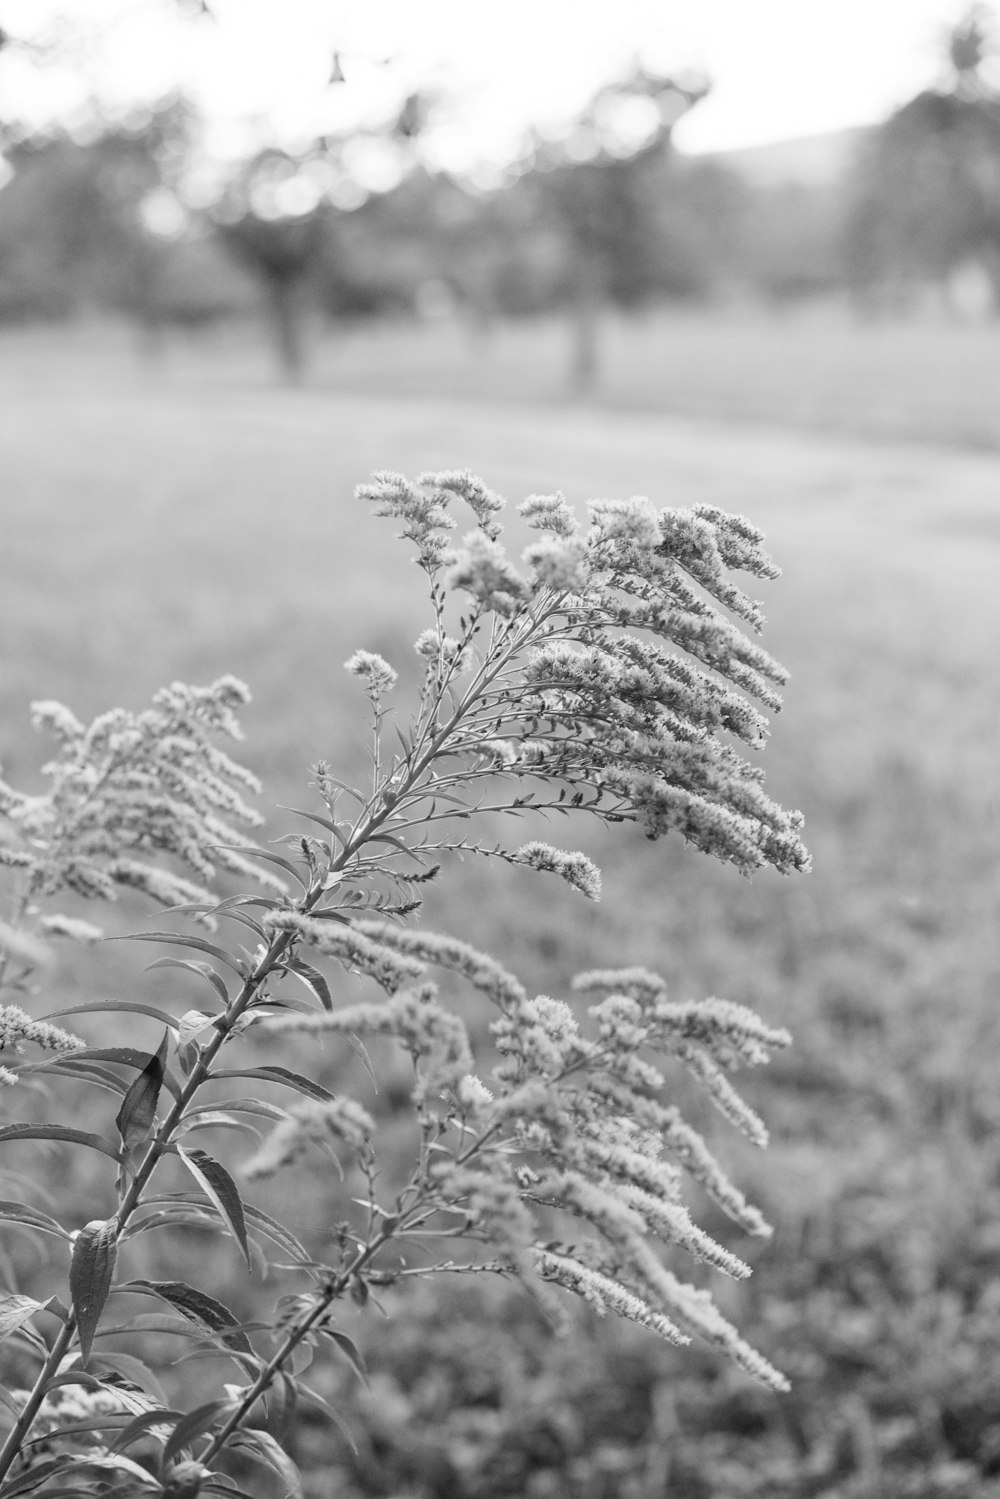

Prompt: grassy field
[2,320,1000,1496]
[9,303,1000,451]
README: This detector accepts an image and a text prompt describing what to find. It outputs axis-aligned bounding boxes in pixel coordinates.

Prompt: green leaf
[241,1203,312,1266]
[320,1328,370,1390]
[98,1313,204,1344]
[117,932,247,977]
[0,1124,120,1161]
[295,1380,358,1451]
[48,1047,181,1100]
[118,1279,254,1355]
[108,1405,184,1453]
[0,1295,50,1346]
[225,1428,304,1498]
[116,1031,170,1154]
[279,803,341,834]
[178,1009,214,1049]
[69,1217,118,1363]
[29,1059,130,1096]
[212,906,272,937]
[177,1146,251,1272]
[214,843,304,885]
[286,957,332,1010]
[44,1369,104,1393]
[49,1450,162,1489]
[210,1067,335,1103]
[0,1200,71,1240]
[264,1370,297,1442]
[41,1000,180,1028]
[368,832,417,858]
[185,1098,289,1125]
[163,1399,235,1465]
[178,1112,261,1141]
[90,1349,168,1404]
[146,956,230,1005]
[0,1457,82,1497]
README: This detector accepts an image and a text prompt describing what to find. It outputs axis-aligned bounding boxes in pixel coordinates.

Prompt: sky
[0,0,990,166]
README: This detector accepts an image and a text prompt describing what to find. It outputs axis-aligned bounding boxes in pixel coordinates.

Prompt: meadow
[2,312,1000,1496]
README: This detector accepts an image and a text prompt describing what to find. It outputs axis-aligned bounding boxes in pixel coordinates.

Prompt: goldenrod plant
[0,471,808,1496]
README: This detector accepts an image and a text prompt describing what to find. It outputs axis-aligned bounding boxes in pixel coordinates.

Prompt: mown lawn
[2,323,999,1495]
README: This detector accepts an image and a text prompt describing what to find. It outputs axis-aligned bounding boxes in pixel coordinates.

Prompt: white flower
[344,650,398,693]
[512,842,602,900]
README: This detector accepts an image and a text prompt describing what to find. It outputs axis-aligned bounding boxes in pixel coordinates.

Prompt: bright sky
[0,0,988,164]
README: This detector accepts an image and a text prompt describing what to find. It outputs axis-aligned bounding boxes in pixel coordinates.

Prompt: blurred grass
[2,318,1000,1494]
[8,302,1000,450]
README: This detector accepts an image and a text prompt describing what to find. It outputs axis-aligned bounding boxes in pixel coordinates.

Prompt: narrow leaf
[116,1031,169,1154]
[118,932,246,977]
[0,1295,50,1346]
[0,1200,71,1240]
[225,1429,304,1497]
[47,1047,181,1100]
[108,1406,184,1453]
[279,804,341,833]
[146,956,230,1005]
[0,1457,81,1497]
[210,1067,334,1103]
[177,1147,251,1272]
[30,1060,130,1097]
[117,1280,255,1355]
[59,1451,162,1488]
[286,958,332,1010]
[186,1098,289,1125]
[69,1218,118,1363]
[291,1380,359,1453]
[264,1370,297,1442]
[242,1204,312,1266]
[178,1113,261,1141]
[42,1000,179,1028]
[214,843,304,885]
[163,1399,235,1465]
[95,1313,202,1342]
[90,1349,168,1403]
[321,1328,370,1389]
[0,1124,119,1161]
[178,1010,214,1049]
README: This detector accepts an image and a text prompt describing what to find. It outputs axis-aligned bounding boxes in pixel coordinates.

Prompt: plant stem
[0,1318,77,1481]
[199,1224,392,1468]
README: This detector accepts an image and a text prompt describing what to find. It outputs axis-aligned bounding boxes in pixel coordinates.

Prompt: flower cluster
[264,912,427,993]
[252,892,790,1387]
[344,651,398,695]
[357,470,808,879]
[447,532,529,616]
[243,1097,375,1181]
[511,841,602,900]
[0,1004,82,1055]
[460,960,790,1389]
[0,678,281,948]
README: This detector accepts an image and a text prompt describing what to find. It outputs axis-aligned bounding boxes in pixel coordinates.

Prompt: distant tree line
[0,6,998,379]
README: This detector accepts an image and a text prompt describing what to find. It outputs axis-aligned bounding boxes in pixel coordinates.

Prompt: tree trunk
[570,252,602,392]
[266,277,307,383]
[131,239,167,364]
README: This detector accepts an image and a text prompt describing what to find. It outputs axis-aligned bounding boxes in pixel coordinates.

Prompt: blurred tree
[844,4,1000,313]
[211,90,436,381]
[0,99,199,340]
[523,64,709,388]
[212,150,330,381]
